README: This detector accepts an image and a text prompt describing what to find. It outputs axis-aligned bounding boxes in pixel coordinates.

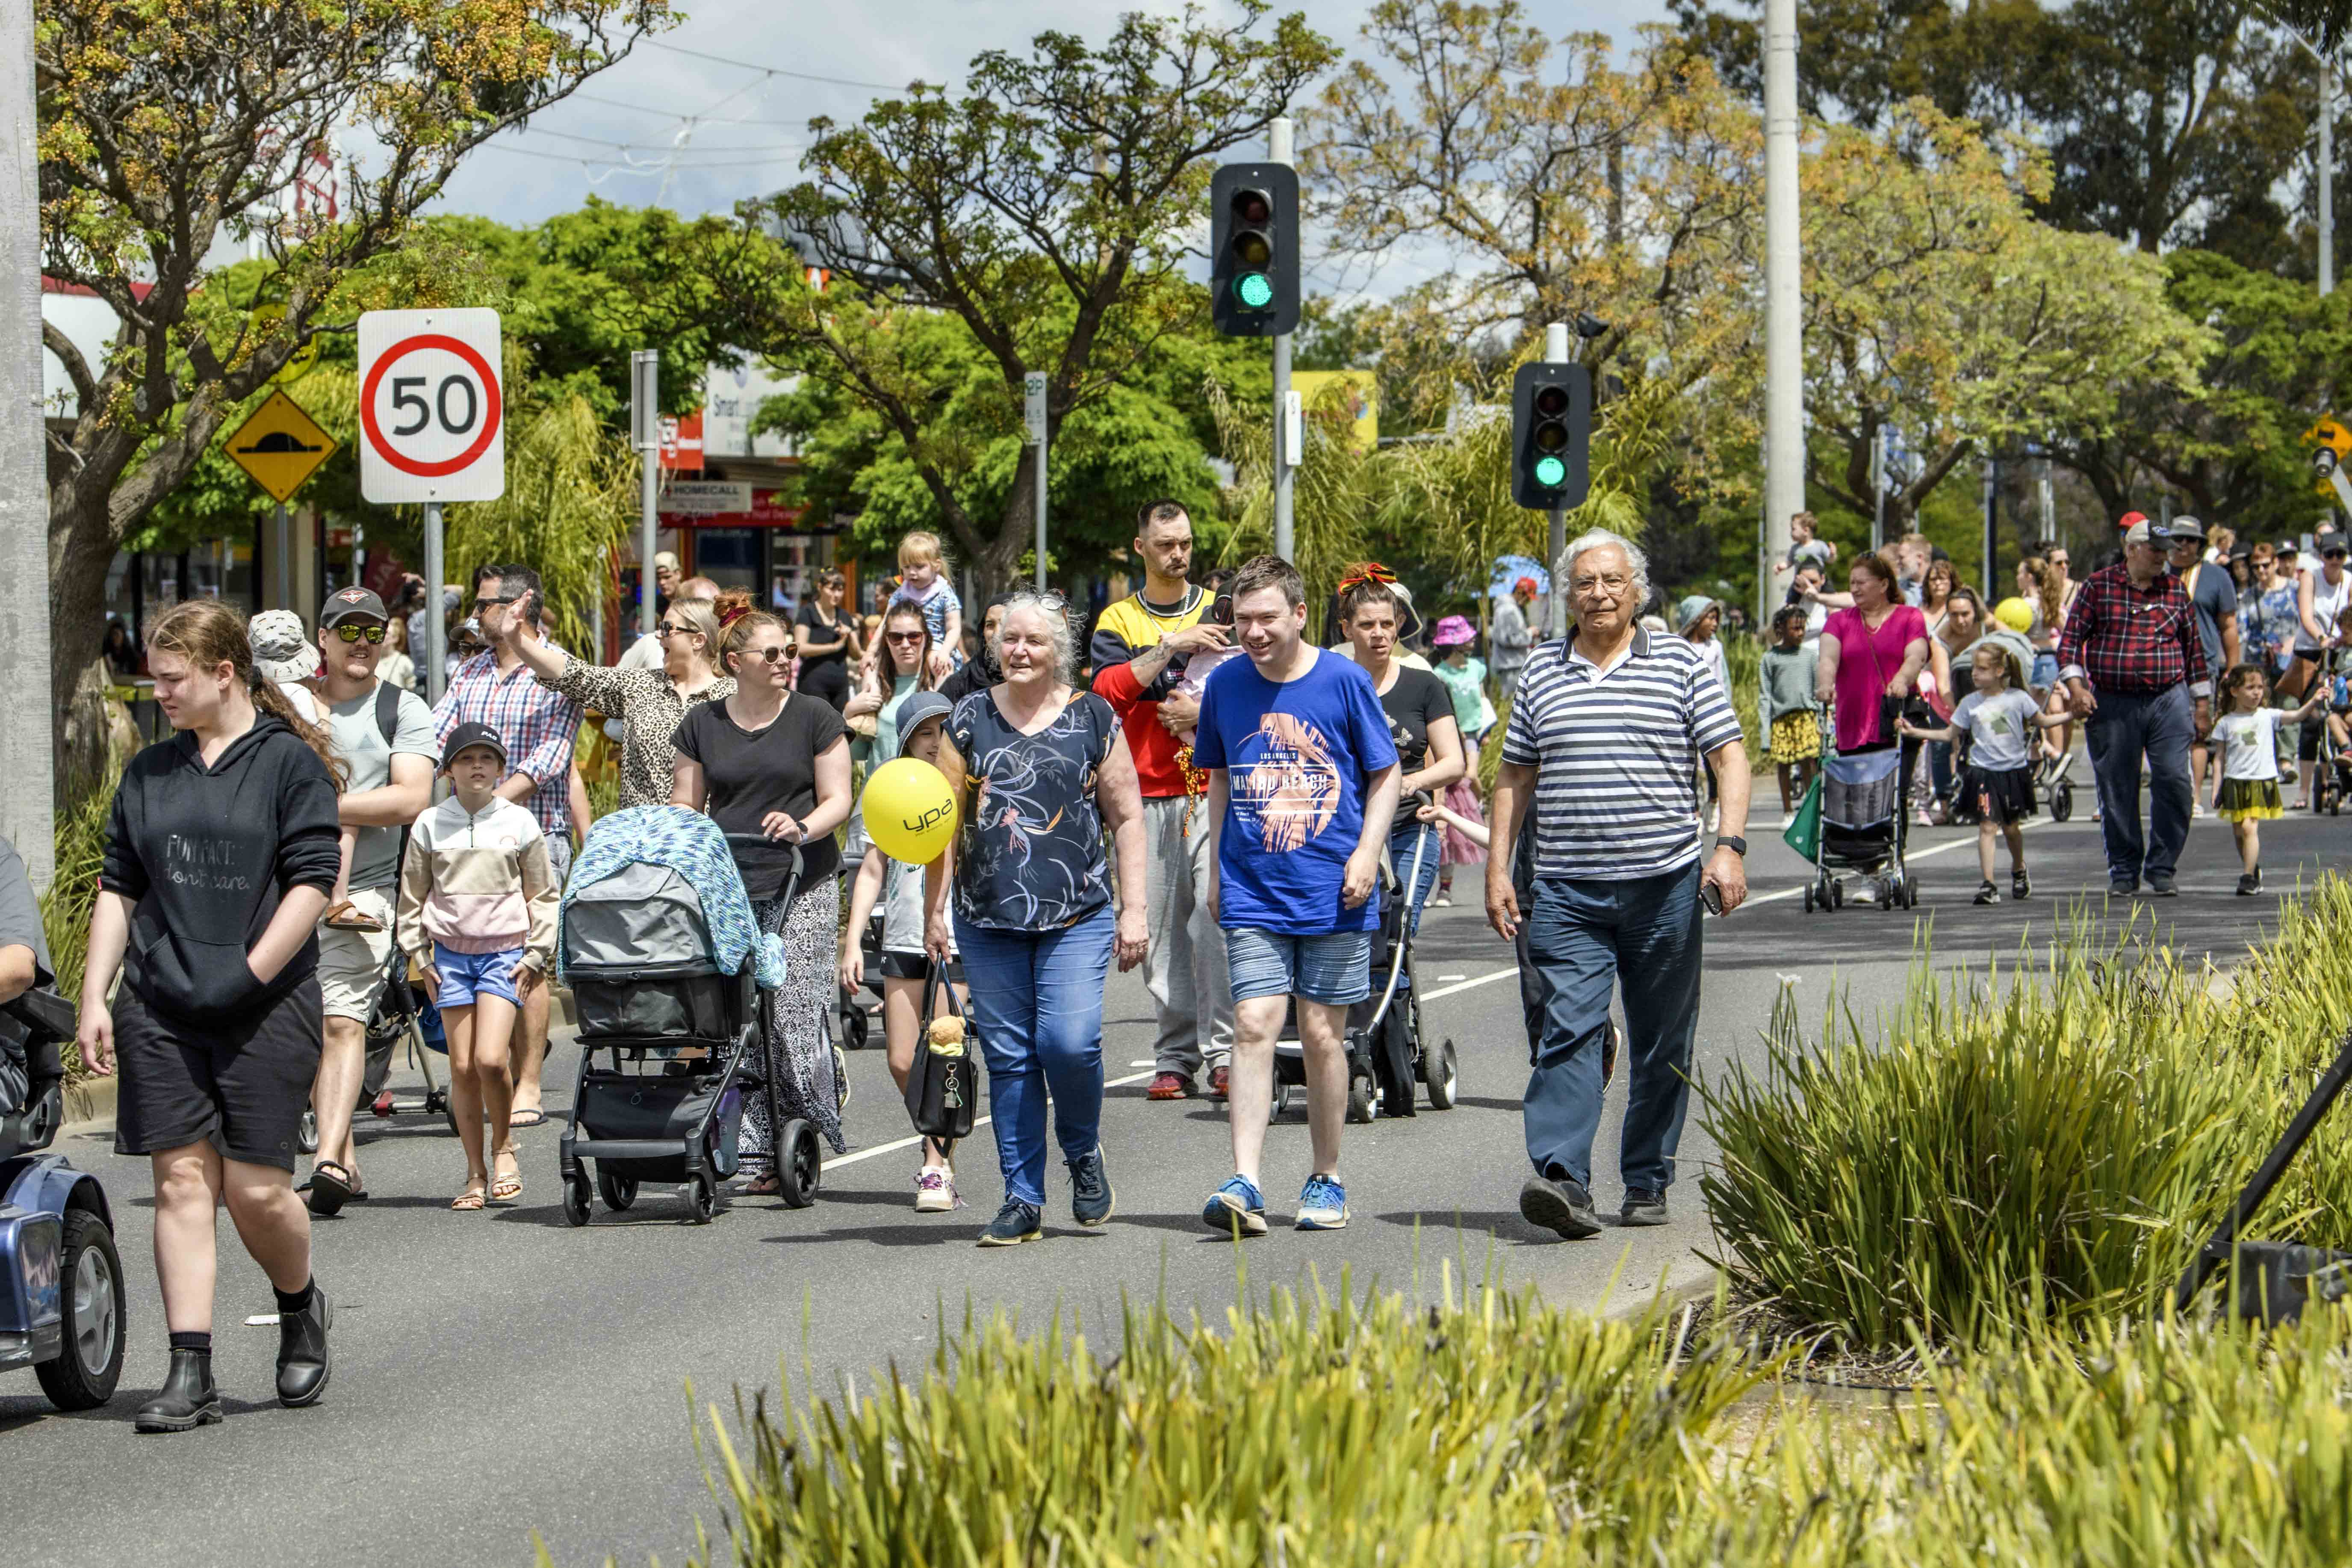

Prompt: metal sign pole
[1270,115,1295,561]
[1024,370,1049,589]
[632,349,660,637]
[423,501,446,705]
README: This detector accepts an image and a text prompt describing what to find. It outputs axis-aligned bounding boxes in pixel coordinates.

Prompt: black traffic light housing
[1210,163,1300,337]
[1511,361,1592,509]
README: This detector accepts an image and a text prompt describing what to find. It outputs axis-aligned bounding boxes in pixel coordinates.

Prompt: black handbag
[903,969,979,1142]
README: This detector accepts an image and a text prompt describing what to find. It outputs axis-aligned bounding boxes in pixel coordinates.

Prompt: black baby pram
[1804,746,1918,912]
[558,835,820,1223]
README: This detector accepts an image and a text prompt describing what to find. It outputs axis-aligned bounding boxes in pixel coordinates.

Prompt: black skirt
[1962,764,2037,825]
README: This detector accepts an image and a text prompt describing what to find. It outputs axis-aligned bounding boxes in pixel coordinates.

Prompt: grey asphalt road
[6,802,2347,1568]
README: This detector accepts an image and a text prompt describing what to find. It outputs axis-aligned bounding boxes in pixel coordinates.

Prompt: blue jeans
[1388,821,1441,989]
[953,906,1114,1207]
[1523,865,1704,1194]
[2084,685,2194,886]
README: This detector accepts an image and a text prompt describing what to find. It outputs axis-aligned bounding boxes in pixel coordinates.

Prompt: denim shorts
[1224,927,1374,1007]
[434,944,524,1009]
[2030,650,2059,691]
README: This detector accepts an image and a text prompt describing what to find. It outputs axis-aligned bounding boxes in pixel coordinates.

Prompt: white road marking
[1741,815,2050,909]
[825,1068,1160,1169]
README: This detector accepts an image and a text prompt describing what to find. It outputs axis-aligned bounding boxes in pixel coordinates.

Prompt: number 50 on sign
[357,308,506,504]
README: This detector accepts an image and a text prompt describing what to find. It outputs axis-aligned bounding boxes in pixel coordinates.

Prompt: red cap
[1515,576,1539,596]
[2117,511,2148,531]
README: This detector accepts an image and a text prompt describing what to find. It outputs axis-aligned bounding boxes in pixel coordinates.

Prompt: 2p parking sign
[357,308,507,504]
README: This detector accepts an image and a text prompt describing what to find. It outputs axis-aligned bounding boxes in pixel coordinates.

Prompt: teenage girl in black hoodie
[77,599,345,1432]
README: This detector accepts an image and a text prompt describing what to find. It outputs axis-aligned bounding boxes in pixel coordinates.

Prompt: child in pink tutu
[1427,615,1489,906]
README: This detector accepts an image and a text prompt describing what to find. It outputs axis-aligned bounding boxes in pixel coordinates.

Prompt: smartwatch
[1716,836,1747,857]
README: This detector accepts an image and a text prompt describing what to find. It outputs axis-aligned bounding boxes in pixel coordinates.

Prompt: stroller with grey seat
[1805,746,1916,912]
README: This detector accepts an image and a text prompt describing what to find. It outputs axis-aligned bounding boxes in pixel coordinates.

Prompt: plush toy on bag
[861,756,958,864]
[1992,597,2035,634]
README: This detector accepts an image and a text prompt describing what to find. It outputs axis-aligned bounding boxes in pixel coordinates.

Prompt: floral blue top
[947,688,1117,931]
[2242,579,2300,673]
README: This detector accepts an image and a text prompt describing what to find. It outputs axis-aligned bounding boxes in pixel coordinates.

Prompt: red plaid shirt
[2056,563,2211,697]
[433,647,585,842]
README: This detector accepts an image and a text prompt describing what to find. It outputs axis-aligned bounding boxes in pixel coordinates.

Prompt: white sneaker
[915,1166,958,1213]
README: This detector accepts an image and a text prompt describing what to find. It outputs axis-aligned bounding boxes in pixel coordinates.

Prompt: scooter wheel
[296,1109,319,1155]
[562,1174,592,1228]
[1425,1038,1459,1110]
[688,1174,717,1224]
[598,1168,637,1213]
[34,1210,125,1411]
[779,1119,822,1210]
[2051,781,2073,822]
[1346,1071,1376,1125]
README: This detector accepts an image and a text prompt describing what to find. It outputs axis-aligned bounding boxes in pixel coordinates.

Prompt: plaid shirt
[2057,563,2211,699]
[434,647,586,842]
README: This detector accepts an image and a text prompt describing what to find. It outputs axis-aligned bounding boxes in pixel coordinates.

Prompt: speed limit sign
[357,308,506,503]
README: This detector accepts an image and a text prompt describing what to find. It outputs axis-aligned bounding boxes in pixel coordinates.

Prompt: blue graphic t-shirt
[1193,648,1399,934]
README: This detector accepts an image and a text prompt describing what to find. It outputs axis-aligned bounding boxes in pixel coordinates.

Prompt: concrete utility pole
[631,350,659,636]
[1269,115,1296,561]
[1762,0,1804,628]
[1,0,53,884]
[1546,322,1571,642]
[2325,47,2337,296]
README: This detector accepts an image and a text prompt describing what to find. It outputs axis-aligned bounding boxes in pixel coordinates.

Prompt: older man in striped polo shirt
[1487,530,1752,1240]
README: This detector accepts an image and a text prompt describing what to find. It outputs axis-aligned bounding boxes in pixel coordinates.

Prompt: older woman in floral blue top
[926,590,1148,1248]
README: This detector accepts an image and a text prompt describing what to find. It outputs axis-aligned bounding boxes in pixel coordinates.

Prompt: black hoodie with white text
[100,713,342,1024]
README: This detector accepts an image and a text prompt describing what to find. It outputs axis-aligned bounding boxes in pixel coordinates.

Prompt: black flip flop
[508,1109,549,1129]
[306,1160,356,1217]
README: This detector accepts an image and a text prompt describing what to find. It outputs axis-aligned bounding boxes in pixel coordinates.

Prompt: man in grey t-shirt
[2167,519,2240,812]
[305,586,437,1214]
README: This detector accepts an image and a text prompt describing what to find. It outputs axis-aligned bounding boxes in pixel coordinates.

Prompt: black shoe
[1519,1174,1602,1240]
[2237,870,2262,897]
[2108,878,2138,898]
[2012,870,2030,901]
[977,1197,1043,1247]
[2147,876,2178,898]
[1620,1187,1671,1227]
[275,1285,332,1408]
[1068,1147,1115,1227]
[134,1348,222,1433]
[1973,880,1998,906]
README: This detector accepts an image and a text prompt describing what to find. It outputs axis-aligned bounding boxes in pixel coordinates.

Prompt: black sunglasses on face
[885,631,925,644]
[332,623,387,644]
[476,594,522,608]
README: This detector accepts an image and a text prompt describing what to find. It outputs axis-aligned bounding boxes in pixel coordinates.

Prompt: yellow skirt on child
[2216,777,2284,823]
[1768,709,1821,763]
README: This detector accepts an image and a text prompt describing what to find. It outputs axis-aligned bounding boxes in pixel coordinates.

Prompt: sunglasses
[475,594,523,608]
[885,630,926,644]
[743,646,790,663]
[657,621,694,638]
[331,623,387,644]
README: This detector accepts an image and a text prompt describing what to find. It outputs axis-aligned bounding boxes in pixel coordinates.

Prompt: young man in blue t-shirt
[1192,555,1400,1235]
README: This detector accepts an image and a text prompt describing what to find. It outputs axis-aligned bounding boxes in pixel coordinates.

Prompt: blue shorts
[434,944,524,1009]
[1224,927,1373,1007]
[2030,650,2059,691]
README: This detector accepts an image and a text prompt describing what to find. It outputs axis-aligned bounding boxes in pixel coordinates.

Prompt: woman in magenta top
[1815,552,1932,752]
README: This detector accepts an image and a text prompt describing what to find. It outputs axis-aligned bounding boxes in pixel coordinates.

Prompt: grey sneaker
[1518,1173,1602,1240]
[1068,1147,1114,1227]
[1620,1187,1671,1227]
[2147,876,2178,898]
[977,1198,1043,1247]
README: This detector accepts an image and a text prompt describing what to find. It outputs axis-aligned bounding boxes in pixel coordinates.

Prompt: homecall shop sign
[659,482,810,528]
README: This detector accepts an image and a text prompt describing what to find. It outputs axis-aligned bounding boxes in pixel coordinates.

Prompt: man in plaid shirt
[433,562,584,1123]
[2057,517,2212,897]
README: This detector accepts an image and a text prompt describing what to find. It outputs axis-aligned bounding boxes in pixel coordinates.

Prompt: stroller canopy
[559,806,785,988]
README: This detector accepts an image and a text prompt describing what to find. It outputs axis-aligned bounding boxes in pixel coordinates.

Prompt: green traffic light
[1235,272,1273,309]
[1534,454,1567,487]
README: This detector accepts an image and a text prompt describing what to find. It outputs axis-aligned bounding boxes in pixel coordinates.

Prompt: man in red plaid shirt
[2057,517,2212,896]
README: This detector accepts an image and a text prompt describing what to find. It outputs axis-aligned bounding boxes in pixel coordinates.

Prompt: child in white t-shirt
[1899,642,2067,906]
[2213,662,2329,896]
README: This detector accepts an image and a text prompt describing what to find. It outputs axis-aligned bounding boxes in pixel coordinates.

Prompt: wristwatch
[1716,836,1747,857]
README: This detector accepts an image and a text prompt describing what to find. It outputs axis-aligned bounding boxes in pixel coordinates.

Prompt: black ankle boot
[275,1284,333,1408]
[134,1348,222,1433]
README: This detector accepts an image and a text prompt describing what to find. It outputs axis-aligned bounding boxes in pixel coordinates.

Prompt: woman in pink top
[1815,552,1931,753]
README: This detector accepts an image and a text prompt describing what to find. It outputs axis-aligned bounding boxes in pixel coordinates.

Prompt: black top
[794,601,855,673]
[673,693,848,899]
[100,714,342,1023]
[937,651,1000,706]
[948,689,1118,930]
[1377,666,1455,835]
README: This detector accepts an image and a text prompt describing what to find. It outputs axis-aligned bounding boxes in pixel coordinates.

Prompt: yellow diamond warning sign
[224,390,336,503]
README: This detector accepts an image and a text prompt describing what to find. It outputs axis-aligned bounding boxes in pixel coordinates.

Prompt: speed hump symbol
[357,308,506,504]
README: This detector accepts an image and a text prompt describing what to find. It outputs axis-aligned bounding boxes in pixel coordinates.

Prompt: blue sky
[432,0,1682,226]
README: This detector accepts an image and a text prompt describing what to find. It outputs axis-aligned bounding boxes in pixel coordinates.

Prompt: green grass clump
[692,1276,1758,1568]
[39,770,115,1018]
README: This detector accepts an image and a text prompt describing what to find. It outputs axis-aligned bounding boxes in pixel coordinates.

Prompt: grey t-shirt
[326,680,440,892]
[0,835,53,983]
[2184,562,2238,680]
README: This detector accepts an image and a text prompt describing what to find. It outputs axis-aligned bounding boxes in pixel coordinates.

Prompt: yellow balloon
[861,757,958,864]
[1992,596,2035,634]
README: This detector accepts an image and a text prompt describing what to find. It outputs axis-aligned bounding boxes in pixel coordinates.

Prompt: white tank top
[2297,568,2350,652]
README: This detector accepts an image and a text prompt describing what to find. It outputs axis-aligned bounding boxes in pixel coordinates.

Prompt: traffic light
[1210,163,1300,337]
[1511,361,1592,509]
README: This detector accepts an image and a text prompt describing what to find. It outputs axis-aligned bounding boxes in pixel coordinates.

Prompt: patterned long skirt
[740,881,846,1173]
[1440,737,1487,868]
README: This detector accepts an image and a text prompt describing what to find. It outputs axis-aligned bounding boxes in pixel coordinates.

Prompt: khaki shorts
[317,885,395,1023]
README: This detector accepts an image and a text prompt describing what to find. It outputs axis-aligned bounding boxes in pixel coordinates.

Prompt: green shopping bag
[1782,772,1822,861]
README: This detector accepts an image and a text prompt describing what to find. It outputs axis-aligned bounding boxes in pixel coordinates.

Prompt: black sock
[167,1331,211,1355]
[273,1279,316,1316]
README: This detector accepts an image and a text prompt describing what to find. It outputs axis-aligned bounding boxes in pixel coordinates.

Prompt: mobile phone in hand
[1700,880,1726,917]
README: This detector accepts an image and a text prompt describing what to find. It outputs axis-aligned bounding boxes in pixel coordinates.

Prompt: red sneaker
[1146,1071,1193,1101]
[1207,1064,1230,1101]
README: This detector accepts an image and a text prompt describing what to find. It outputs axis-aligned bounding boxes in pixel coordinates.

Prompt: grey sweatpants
[1142,794,1233,1078]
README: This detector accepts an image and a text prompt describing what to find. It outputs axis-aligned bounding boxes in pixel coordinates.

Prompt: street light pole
[1762,0,1805,630]
[631,350,660,637]
[1270,115,1296,561]
[2324,48,2336,296]
[0,0,52,883]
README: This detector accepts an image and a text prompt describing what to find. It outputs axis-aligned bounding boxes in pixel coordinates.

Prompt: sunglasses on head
[332,623,387,644]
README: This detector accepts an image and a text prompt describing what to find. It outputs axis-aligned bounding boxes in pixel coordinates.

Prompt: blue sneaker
[1296,1172,1349,1231]
[1202,1175,1267,1237]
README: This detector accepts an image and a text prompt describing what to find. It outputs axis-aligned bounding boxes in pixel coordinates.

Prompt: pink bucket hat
[1431,614,1476,647]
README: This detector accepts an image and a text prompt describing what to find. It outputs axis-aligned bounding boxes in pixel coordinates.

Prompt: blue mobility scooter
[0,984,127,1409]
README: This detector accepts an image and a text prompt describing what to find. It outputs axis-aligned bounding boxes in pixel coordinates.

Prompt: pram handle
[721,834,807,906]
[2,987,76,1045]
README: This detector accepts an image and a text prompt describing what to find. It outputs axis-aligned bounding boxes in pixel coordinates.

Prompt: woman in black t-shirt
[1339,574,1465,948]
[791,569,861,712]
[673,610,853,1185]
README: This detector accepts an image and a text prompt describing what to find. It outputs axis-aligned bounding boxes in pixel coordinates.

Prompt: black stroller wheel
[598,1168,637,1212]
[1831,878,1844,909]
[1273,1081,1296,1119]
[1345,1069,1376,1125]
[2051,780,2073,821]
[779,1119,822,1209]
[1425,1038,1459,1110]
[842,997,871,1051]
[562,1174,592,1227]
[1803,885,1815,913]
[687,1174,718,1223]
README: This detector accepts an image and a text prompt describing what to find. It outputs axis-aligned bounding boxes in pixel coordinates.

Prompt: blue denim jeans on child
[953,905,1115,1208]
[1521,864,1704,1195]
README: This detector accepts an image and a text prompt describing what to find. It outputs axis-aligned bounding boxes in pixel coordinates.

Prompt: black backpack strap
[374,677,402,748]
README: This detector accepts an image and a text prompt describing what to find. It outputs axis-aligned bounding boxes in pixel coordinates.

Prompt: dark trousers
[2084,684,2194,886]
[1522,865,1703,1194]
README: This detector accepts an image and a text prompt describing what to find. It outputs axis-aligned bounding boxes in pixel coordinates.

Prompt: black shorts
[877,951,965,983]
[113,978,324,1172]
